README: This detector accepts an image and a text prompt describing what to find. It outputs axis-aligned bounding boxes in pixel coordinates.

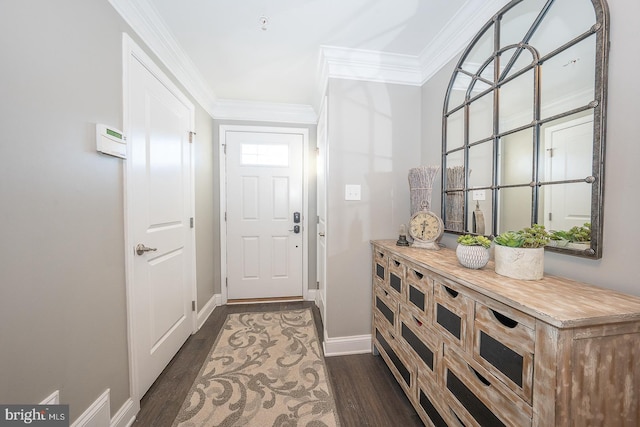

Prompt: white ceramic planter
[494,245,544,280]
[456,245,490,269]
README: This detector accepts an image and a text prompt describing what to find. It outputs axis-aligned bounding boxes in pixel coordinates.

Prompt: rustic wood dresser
[371,239,640,426]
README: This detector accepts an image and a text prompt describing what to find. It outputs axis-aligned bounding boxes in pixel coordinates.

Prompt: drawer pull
[384,290,389,297]
[393,260,401,267]
[443,285,459,298]
[491,309,518,328]
[413,316,423,327]
[378,252,385,258]
[469,366,491,386]
[412,269,424,279]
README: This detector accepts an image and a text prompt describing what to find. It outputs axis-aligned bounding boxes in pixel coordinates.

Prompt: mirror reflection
[441,0,609,258]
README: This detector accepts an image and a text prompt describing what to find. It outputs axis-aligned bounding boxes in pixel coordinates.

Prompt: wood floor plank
[133,302,421,426]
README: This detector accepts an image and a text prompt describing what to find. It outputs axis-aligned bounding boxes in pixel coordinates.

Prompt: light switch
[345,184,361,201]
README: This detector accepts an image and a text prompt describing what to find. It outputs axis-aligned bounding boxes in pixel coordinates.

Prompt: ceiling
[111,0,511,118]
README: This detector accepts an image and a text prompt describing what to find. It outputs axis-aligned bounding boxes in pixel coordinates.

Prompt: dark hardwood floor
[134,301,423,426]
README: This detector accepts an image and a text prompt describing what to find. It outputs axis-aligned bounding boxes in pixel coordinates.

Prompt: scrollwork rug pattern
[172,309,340,427]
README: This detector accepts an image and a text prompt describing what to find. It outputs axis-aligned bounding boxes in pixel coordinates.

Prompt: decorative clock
[409,210,444,250]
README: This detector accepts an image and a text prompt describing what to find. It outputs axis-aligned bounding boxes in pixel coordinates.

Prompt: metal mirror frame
[441,0,609,259]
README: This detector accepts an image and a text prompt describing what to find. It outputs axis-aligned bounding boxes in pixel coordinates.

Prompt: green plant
[494,224,550,248]
[457,234,491,248]
[550,223,591,243]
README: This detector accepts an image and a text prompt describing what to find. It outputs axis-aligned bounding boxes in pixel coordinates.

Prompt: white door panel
[127,49,194,399]
[543,115,592,231]
[226,131,303,300]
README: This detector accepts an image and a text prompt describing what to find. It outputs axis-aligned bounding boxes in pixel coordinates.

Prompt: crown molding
[108,0,218,116]
[419,0,511,84]
[110,0,510,122]
[316,0,509,100]
[213,100,318,124]
[320,45,422,86]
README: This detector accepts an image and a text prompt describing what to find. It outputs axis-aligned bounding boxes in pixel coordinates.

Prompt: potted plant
[456,235,492,269]
[549,223,591,250]
[494,224,550,280]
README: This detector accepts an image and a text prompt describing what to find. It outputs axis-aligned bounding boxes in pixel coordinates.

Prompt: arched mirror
[441,0,609,258]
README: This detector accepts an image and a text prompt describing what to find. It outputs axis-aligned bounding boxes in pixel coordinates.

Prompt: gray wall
[195,108,218,310]
[0,0,216,421]
[326,79,422,338]
[422,0,640,297]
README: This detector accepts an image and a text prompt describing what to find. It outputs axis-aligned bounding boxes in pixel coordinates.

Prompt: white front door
[225,130,304,300]
[543,115,593,231]
[125,39,195,399]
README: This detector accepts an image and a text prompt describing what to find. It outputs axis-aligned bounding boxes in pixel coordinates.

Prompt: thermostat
[96,124,126,159]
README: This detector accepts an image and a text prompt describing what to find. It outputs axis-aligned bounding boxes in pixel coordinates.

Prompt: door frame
[315,97,328,327]
[122,34,197,403]
[219,125,309,304]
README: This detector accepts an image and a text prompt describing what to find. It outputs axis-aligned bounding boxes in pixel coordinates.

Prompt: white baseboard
[71,389,110,427]
[197,293,221,330]
[110,398,137,427]
[40,390,60,405]
[323,333,372,356]
[306,289,317,302]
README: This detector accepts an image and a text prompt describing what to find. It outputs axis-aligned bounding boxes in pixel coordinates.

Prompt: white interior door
[316,98,328,325]
[543,115,593,231]
[225,130,304,300]
[126,42,195,399]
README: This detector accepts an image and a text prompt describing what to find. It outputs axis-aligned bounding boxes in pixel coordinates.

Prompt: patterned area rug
[173,309,340,427]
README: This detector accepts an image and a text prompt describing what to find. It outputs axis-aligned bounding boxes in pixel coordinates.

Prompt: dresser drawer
[374,284,399,332]
[433,279,473,351]
[374,325,414,396]
[443,346,532,427]
[473,301,535,404]
[404,262,434,322]
[373,248,388,285]
[399,308,441,382]
[387,253,406,300]
[417,371,467,427]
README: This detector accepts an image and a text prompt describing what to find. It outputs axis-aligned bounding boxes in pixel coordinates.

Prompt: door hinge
[225,212,227,221]
[549,212,552,221]
[315,147,320,155]
[316,215,320,224]
[190,217,194,228]
[192,300,196,311]
[316,281,320,289]
[226,277,228,288]
[189,131,196,143]
[222,144,226,154]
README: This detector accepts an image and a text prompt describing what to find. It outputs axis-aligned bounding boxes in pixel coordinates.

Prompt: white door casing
[543,115,593,231]
[316,98,328,327]
[123,35,196,401]
[220,126,309,303]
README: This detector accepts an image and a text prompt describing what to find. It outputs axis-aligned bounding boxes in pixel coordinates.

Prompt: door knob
[136,243,157,256]
[318,232,325,237]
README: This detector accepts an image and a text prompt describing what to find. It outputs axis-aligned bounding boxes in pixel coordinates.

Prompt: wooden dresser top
[372,240,640,328]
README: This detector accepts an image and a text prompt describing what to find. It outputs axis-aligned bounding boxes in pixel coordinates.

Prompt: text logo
[0,405,69,426]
